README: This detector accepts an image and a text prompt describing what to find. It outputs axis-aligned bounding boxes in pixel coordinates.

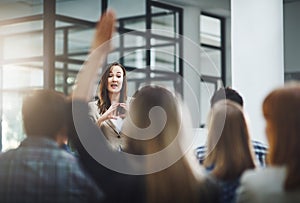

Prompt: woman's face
[107,65,124,94]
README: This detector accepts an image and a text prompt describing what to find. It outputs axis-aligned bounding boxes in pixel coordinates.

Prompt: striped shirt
[195,140,268,167]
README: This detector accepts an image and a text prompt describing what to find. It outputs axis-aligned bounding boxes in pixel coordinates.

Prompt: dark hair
[97,62,127,114]
[210,87,243,107]
[22,89,67,139]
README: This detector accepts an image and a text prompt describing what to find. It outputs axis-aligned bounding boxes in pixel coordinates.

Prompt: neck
[55,127,68,146]
[109,92,120,104]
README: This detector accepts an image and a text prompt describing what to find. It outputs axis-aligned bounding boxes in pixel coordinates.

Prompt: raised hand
[91,9,116,52]
[73,9,116,101]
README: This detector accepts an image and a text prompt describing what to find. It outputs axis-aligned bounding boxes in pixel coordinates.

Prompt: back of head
[205,100,255,180]
[22,89,67,139]
[210,87,244,107]
[263,82,300,190]
[127,85,180,154]
[126,85,212,203]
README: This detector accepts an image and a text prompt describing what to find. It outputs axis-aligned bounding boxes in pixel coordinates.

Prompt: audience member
[195,87,268,167]
[70,10,219,203]
[124,85,220,203]
[203,100,255,203]
[236,83,300,203]
[57,125,73,154]
[0,89,103,203]
[88,62,128,151]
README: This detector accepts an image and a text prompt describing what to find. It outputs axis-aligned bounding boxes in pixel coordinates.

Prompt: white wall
[231,0,284,143]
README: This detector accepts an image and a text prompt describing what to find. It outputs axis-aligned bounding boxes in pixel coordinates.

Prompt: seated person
[195,87,268,167]
[236,83,300,203]
[203,100,255,203]
[124,85,220,203]
[0,89,103,203]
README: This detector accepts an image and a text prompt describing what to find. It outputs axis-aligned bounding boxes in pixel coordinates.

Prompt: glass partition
[110,0,183,95]
[0,0,183,151]
[199,12,225,127]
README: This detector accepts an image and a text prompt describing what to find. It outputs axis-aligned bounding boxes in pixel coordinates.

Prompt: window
[108,0,183,96]
[0,0,183,151]
[199,13,225,127]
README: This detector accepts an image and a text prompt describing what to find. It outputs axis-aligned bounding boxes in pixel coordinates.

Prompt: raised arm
[73,10,116,101]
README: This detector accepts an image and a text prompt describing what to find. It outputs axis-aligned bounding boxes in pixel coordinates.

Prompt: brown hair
[22,89,67,139]
[126,85,217,203]
[127,85,179,154]
[263,83,300,191]
[97,62,127,114]
[204,100,255,180]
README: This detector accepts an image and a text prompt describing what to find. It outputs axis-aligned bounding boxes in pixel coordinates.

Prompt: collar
[20,137,59,149]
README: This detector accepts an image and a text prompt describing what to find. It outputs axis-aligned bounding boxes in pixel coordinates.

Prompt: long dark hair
[97,62,127,114]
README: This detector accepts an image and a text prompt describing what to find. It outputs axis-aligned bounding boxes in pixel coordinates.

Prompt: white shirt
[110,117,123,133]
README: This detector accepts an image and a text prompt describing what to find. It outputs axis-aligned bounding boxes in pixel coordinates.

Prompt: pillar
[231,0,284,143]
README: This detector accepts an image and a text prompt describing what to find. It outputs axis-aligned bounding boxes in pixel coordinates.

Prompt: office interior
[0,0,299,151]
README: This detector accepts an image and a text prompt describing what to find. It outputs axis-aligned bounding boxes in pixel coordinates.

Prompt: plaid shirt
[0,137,103,203]
[195,140,268,167]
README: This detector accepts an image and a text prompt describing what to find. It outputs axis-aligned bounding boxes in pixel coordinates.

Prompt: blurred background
[0,0,299,151]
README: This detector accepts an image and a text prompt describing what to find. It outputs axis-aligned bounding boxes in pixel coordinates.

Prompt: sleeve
[88,101,100,123]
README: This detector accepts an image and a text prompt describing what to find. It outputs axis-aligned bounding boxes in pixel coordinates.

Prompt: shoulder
[251,140,268,167]
[238,167,285,196]
[195,145,206,164]
[88,100,100,122]
[236,166,299,203]
[88,100,98,111]
[0,149,16,162]
[241,167,285,185]
[252,140,268,152]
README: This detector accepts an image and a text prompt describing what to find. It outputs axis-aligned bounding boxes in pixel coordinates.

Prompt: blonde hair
[204,100,255,180]
[263,82,300,190]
